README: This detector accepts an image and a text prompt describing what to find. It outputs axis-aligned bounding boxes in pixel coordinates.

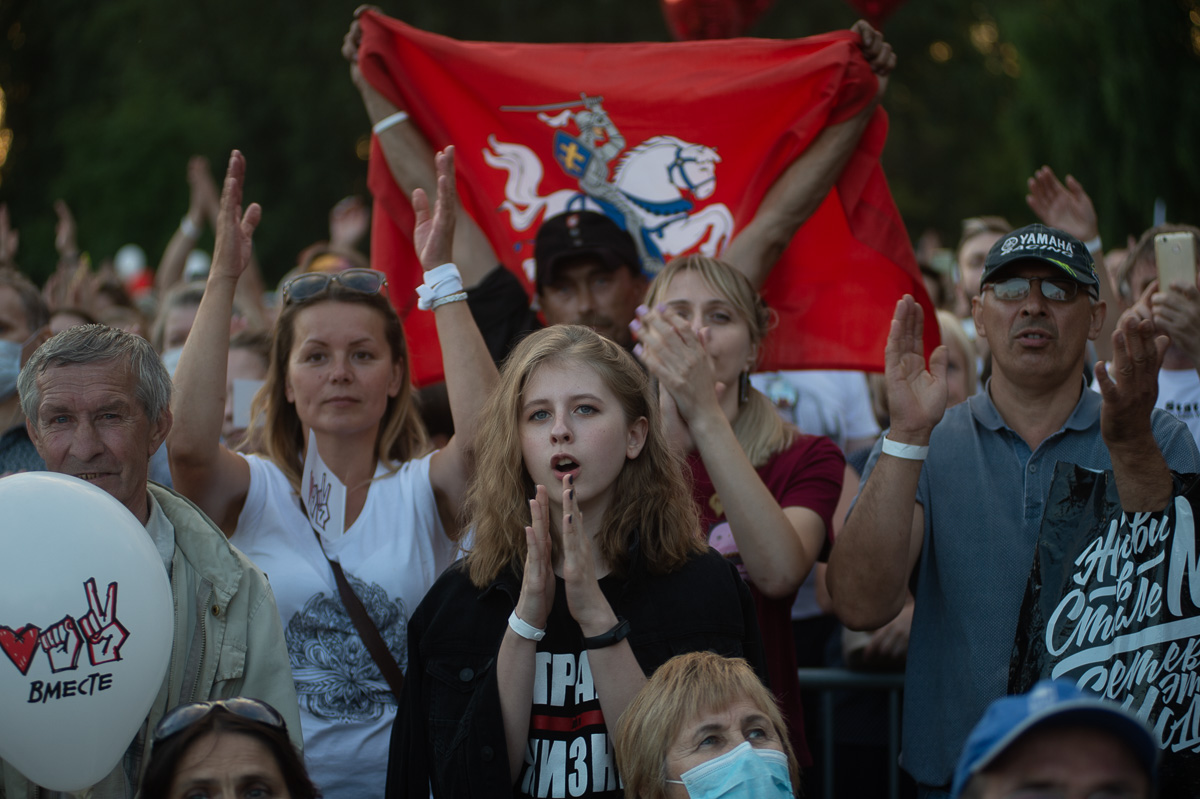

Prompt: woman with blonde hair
[168,148,496,798]
[386,324,764,798]
[634,255,844,767]
[615,652,799,799]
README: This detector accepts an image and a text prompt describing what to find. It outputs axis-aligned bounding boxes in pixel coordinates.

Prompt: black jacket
[385,541,765,798]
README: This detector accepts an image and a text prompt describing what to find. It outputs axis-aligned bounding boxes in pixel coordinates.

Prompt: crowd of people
[0,9,1195,799]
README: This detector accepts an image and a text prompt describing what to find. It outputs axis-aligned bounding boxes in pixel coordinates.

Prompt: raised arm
[1025,166,1115,361]
[156,157,217,293]
[343,8,497,288]
[421,147,500,526]
[722,20,895,289]
[827,296,947,630]
[1096,309,1174,511]
[634,307,831,598]
[166,150,256,535]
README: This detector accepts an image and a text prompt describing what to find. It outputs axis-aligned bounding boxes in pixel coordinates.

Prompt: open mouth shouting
[552,455,580,482]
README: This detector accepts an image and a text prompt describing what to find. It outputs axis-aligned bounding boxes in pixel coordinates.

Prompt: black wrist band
[582,617,630,649]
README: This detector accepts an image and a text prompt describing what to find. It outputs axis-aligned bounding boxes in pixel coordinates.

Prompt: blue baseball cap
[950,680,1158,798]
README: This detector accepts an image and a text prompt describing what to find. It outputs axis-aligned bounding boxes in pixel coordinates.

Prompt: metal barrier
[795,668,906,799]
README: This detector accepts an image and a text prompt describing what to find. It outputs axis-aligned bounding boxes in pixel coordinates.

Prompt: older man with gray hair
[3,324,300,799]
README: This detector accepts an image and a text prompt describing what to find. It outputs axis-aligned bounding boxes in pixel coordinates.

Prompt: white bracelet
[881,436,929,461]
[416,262,464,310]
[430,291,467,310]
[1083,235,1102,254]
[508,611,546,641]
[179,217,200,239]
[372,111,409,135]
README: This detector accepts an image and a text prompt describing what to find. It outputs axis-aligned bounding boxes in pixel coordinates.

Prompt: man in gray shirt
[827,224,1200,798]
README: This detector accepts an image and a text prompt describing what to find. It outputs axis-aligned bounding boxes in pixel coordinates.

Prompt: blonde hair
[464,325,704,588]
[614,652,799,799]
[244,288,429,492]
[936,309,978,397]
[644,255,795,467]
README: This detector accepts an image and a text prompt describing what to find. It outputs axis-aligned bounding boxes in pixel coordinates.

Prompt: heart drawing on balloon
[0,625,42,676]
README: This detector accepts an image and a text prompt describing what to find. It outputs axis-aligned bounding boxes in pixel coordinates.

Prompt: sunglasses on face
[983,276,1081,303]
[281,268,387,304]
[152,697,287,743]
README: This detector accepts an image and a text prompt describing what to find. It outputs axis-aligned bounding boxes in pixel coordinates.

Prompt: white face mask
[666,741,793,799]
[0,338,20,400]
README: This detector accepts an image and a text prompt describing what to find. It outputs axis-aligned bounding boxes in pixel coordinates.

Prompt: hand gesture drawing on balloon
[78,578,129,666]
[39,615,83,673]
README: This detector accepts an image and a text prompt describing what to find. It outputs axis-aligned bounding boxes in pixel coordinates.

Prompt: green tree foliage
[1,0,1197,284]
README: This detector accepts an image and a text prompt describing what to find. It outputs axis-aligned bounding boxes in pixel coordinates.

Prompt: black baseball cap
[534,211,640,289]
[981,223,1100,298]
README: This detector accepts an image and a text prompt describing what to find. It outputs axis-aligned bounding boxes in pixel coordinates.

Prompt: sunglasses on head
[152,697,287,744]
[983,276,1081,303]
[281,268,387,305]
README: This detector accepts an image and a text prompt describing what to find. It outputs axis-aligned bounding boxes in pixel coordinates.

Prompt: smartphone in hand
[1155,232,1197,289]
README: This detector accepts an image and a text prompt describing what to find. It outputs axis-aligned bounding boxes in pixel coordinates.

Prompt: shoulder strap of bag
[323,552,406,701]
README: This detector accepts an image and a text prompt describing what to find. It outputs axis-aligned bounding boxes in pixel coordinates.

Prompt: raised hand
[343,5,381,92]
[1151,281,1200,365]
[53,200,79,261]
[885,295,948,442]
[515,485,556,631]
[412,146,457,271]
[631,304,724,424]
[210,150,262,283]
[851,20,896,99]
[187,156,221,228]
[1097,311,1168,448]
[1025,166,1099,244]
[330,195,370,249]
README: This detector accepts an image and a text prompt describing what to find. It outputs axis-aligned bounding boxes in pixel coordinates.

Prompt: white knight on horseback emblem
[491,94,733,276]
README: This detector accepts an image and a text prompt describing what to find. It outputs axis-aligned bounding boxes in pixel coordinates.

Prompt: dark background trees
[1,0,1197,285]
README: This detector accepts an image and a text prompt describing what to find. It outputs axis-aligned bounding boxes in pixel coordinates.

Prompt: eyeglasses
[983,276,1080,303]
[282,268,387,304]
[152,697,287,743]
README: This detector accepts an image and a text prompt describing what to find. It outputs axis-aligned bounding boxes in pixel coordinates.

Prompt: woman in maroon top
[632,255,844,765]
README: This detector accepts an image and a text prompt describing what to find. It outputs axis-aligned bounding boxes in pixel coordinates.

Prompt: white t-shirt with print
[233,452,456,799]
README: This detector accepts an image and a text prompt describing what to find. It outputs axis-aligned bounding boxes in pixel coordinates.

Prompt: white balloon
[0,472,173,792]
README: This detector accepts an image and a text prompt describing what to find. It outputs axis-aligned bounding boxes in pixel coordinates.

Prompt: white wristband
[416,262,464,310]
[372,111,409,135]
[179,216,200,239]
[1083,235,1102,254]
[508,611,546,641]
[881,436,929,461]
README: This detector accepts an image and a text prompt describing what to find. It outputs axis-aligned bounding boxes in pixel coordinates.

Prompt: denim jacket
[386,541,764,798]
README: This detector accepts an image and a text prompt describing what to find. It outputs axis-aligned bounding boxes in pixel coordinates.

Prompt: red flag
[359,11,934,386]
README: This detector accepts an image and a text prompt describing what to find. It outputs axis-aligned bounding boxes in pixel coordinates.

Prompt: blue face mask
[0,338,21,401]
[667,741,793,799]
